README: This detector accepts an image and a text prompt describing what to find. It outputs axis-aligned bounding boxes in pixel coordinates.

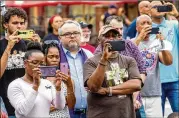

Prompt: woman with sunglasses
[42,40,76,118]
[7,42,66,118]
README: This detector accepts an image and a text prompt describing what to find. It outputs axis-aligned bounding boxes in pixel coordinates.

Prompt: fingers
[11,30,19,36]
[103,43,111,52]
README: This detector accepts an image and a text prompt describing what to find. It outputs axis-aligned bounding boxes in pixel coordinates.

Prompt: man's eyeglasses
[151,5,159,9]
[103,32,119,38]
[60,32,81,38]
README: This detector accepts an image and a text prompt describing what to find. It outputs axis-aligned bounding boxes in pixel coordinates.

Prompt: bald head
[150,1,162,7]
[138,1,150,15]
[136,14,152,26]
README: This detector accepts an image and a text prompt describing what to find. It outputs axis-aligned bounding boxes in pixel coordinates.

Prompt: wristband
[99,61,107,66]
[4,50,10,56]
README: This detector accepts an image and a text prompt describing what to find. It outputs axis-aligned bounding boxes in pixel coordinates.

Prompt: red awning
[5,1,138,8]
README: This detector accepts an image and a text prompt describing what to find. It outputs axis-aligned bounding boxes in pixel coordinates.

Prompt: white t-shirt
[7,78,66,118]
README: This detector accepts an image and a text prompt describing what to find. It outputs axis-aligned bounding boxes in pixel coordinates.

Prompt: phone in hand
[157,5,172,12]
[18,30,34,39]
[39,66,58,77]
[149,27,159,34]
[107,40,125,52]
[60,63,69,75]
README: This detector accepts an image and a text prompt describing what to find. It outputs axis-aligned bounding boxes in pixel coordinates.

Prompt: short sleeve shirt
[83,53,141,118]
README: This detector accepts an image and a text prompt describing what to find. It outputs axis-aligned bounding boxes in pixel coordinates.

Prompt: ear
[24,60,27,68]
[3,23,8,29]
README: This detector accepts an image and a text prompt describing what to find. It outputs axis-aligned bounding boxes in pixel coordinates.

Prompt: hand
[6,30,21,50]
[134,100,141,110]
[137,25,152,41]
[55,70,62,91]
[156,32,164,41]
[28,33,41,42]
[164,2,179,17]
[96,87,108,95]
[58,71,73,87]
[50,106,57,112]
[101,43,113,61]
[32,68,41,88]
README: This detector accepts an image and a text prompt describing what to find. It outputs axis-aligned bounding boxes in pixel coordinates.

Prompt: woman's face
[46,47,60,66]
[52,16,63,31]
[25,52,44,77]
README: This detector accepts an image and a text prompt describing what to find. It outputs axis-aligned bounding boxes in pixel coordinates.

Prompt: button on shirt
[62,47,93,109]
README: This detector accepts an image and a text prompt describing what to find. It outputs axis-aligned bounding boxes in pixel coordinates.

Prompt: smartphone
[60,63,69,75]
[149,27,159,34]
[157,5,172,12]
[107,40,125,52]
[18,30,34,39]
[39,66,58,77]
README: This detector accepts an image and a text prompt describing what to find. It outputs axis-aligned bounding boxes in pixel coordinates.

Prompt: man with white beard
[79,21,95,53]
[58,20,93,118]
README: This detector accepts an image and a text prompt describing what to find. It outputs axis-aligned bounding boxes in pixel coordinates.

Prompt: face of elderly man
[59,22,82,52]
[150,1,166,18]
[136,15,152,41]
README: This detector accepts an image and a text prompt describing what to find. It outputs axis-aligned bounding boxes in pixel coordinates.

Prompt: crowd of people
[0,1,179,118]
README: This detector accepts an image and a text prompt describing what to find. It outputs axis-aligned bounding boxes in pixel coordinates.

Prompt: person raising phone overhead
[42,40,76,118]
[7,41,66,118]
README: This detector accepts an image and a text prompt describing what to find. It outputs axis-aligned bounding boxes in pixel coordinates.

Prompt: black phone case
[149,28,159,34]
[107,40,125,52]
[157,5,172,12]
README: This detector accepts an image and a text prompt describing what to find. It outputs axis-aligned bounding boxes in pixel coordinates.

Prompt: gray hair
[58,20,82,35]
[136,14,152,26]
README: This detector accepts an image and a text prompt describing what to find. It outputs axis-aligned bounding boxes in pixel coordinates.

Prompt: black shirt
[0,38,27,115]
[43,33,59,42]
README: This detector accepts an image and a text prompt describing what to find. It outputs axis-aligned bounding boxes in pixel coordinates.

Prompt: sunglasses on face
[103,32,118,38]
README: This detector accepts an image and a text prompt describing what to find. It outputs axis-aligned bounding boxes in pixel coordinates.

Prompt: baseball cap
[109,4,117,9]
[79,21,93,29]
[98,25,119,38]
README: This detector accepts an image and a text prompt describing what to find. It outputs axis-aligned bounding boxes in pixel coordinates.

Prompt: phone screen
[60,63,69,75]
[107,40,125,52]
[39,66,57,77]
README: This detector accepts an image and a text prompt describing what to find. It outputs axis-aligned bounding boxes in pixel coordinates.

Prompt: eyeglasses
[60,32,81,38]
[26,60,44,66]
[103,32,119,38]
[151,5,159,9]
[44,40,59,45]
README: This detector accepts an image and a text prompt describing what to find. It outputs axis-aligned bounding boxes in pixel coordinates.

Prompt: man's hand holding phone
[137,25,152,41]
[164,2,179,17]
[7,30,21,51]
[101,43,113,62]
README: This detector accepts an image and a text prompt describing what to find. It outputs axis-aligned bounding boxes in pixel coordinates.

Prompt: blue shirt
[62,47,93,109]
[152,18,179,83]
[126,18,137,39]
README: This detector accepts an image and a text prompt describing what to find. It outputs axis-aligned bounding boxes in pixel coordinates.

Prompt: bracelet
[67,92,74,95]
[108,87,112,97]
[4,50,10,56]
[99,61,107,66]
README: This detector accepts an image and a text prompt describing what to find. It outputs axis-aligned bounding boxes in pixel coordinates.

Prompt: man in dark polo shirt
[83,25,143,118]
